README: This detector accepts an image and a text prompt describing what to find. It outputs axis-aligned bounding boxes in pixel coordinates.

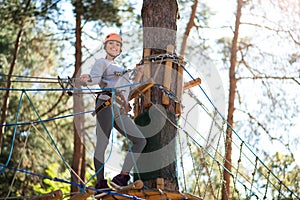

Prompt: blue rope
[0,163,142,199]
[0,90,74,178]
[0,110,93,127]
[22,91,73,175]
[155,84,179,102]
[0,81,147,92]
[0,163,82,187]
[0,90,25,174]
[102,190,143,200]
[0,81,148,128]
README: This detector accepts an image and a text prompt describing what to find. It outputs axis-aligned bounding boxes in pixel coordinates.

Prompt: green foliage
[31,162,98,197]
[72,0,135,27]
[182,144,225,199]
[31,163,70,195]
[257,152,300,198]
[0,92,73,197]
[0,0,73,197]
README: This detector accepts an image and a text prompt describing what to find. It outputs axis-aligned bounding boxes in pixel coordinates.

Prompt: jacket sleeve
[88,58,107,85]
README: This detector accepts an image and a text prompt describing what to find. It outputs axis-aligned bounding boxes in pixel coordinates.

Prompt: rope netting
[0,56,299,200]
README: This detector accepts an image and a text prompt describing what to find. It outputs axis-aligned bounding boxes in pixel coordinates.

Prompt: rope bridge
[0,62,299,199]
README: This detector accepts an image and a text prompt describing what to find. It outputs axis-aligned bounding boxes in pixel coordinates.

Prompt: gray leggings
[94,99,146,182]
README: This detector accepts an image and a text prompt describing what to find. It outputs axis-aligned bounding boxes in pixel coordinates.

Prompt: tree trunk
[222,0,242,199]
[0,0,31,153]
[134,0,179,191]
[71,0,86,193]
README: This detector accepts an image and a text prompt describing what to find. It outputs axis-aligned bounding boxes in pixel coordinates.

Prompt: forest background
[0,0,299,199]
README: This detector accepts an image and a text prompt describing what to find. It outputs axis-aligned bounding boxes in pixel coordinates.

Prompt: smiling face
[105,40,122,60]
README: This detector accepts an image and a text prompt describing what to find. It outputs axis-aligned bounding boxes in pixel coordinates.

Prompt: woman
[80,33,146,190]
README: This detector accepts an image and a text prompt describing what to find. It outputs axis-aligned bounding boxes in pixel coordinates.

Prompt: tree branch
[40,92,67,117]
[237,75,300,85]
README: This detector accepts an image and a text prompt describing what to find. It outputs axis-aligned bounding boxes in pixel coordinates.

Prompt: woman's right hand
[79,74,91,83]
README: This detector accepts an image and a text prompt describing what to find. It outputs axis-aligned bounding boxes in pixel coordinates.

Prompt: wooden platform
[100,189,203,200]
[31,190,63,200]
[31,178,203,200]
[71,179,203,200]
[128,81,154,101]
[30,188,203,200]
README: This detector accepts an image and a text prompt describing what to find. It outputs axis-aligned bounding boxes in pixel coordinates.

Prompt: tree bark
[71,0,86,193]
[135,0,179,191]
[222,0,242,199]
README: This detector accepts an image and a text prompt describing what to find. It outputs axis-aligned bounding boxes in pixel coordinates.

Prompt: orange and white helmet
[104,33,122,46]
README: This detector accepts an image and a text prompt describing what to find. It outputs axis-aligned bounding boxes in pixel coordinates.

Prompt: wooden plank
[69,189,94,200]
[162,45,174,105]
[100,189,203,200]
[134,64,143,83]
[183,77,201,90]
[142,48,151,108]
[134,97,139,119]
[156,178,164,190]
[133,64,142,118]
[129,81,154,101]
[31,190,63,200]
[175,56,185,114]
